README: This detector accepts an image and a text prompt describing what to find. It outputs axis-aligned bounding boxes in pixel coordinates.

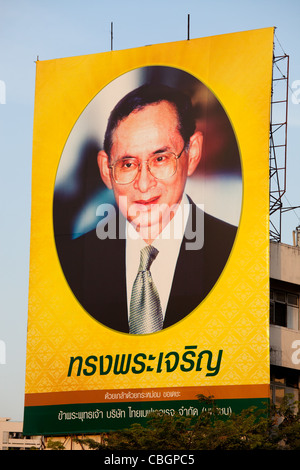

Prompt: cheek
[162,175,186,203]
[111,185,135,216]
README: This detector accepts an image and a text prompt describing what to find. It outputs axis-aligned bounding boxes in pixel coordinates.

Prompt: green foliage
[75,394,300,451]
[73,436,107,450]
[103,415,195,450]
[272,394,300,450]
[46,439,66,450]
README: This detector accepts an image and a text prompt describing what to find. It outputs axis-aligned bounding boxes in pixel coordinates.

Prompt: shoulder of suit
[187,195,237,232]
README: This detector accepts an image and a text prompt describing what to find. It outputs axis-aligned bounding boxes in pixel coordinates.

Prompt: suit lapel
[163,201,205,328]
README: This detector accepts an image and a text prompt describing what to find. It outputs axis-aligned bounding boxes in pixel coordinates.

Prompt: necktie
[129,245,163,334]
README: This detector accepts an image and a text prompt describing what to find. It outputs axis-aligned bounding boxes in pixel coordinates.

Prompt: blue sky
[0,0,300,422]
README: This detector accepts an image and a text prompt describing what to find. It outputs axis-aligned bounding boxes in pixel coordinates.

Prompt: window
[270,366,300,410]
[270,289,299,330]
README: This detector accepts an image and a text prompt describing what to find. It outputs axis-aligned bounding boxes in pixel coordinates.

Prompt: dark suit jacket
[55,198,237,333]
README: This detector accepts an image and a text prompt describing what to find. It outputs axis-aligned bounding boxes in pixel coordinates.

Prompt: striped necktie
[129,245,163,334]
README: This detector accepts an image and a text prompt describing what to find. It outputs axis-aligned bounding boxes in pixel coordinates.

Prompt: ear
[186,131,203,177]
[97,150,113,190]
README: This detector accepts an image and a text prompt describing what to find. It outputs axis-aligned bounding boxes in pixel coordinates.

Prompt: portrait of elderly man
[57,83,237,334]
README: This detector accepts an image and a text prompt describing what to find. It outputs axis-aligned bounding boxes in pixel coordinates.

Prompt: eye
[123,161,133,168]
[118,158,138,170]
[152,153,171,165]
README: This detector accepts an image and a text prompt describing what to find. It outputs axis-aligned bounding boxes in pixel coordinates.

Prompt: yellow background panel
[26,28,273,397]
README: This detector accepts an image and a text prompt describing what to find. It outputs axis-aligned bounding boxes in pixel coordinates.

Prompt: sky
[0,0,300,422]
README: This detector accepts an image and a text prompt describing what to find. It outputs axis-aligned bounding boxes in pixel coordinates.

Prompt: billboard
[24,27,273,435]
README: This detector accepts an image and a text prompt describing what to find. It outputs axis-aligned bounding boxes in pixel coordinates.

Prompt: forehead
[110,101,182,157]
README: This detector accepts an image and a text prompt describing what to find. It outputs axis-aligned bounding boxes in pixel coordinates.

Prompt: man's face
[98,100,202,241]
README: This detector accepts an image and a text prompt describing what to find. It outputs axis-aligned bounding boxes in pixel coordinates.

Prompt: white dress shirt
[126,195,190,319]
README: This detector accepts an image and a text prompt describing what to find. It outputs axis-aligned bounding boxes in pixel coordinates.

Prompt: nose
[134,161,156,193]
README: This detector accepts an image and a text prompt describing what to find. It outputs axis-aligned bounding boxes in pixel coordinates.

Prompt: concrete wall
[270,325,300,371]
[0,418,41,450]
[270,241,300,285]
[270,242,300,373]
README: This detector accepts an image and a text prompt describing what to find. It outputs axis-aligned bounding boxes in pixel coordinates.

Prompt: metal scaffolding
[269,52,289,242]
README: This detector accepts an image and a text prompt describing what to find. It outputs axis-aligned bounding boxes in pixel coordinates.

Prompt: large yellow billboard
[24,27,273,435]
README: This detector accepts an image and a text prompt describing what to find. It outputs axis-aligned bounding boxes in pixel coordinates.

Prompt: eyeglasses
[108,147,185,185]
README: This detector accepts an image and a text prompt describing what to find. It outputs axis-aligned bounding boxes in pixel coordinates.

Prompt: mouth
[133,196,160,206]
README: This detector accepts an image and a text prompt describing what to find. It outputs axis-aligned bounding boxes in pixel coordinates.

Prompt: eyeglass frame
[107,145,187,185]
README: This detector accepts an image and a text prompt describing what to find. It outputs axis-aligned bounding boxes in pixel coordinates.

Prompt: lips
[133,196,160,206]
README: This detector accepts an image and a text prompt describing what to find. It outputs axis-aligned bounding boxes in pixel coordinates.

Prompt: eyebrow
[115,146,174,161]
[152,146,172,155]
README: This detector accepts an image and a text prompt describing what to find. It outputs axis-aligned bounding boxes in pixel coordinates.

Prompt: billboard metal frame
[269,53,289,243]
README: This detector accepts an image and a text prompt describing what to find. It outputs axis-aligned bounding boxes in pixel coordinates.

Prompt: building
[270,234,300,407]
[0,416,105,449]
[0,418,42,450]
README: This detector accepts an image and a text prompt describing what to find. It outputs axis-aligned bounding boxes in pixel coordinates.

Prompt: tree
[46,439,66,450]
[272,394,300,450]
[75,394,300,451]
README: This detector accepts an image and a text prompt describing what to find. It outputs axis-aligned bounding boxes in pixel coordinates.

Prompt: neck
[134,222,166,245]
